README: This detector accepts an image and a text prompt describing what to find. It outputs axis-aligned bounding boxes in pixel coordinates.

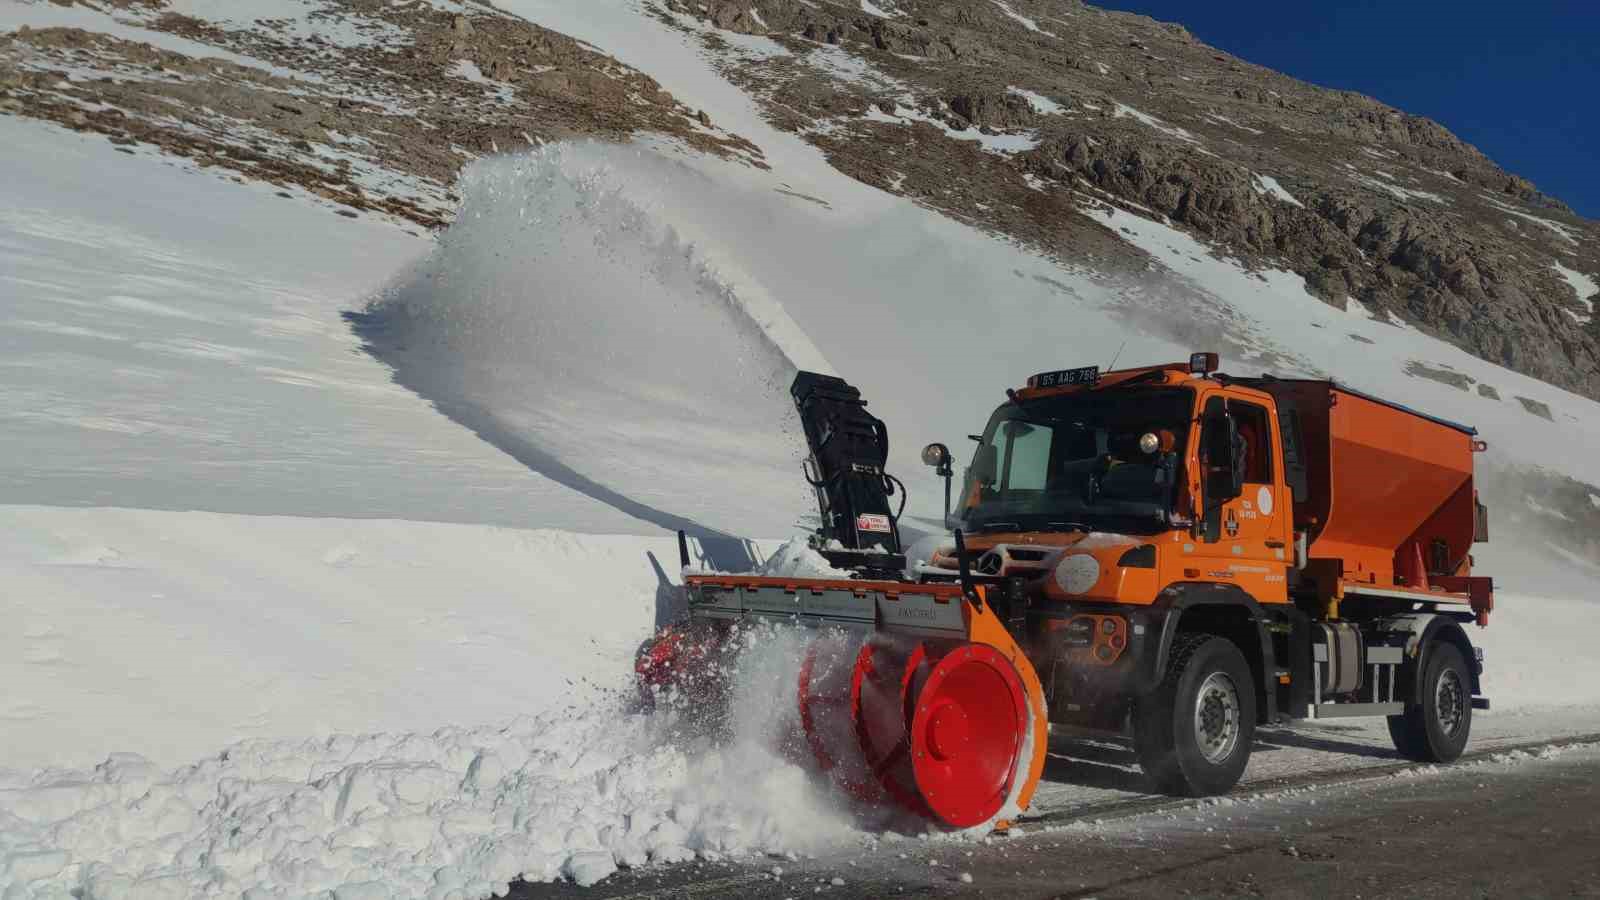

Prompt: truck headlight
[1054,554,1101,594]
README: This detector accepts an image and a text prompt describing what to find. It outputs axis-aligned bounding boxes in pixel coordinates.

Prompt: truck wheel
[1134,634,1256,796]
[1387,641,1471,763]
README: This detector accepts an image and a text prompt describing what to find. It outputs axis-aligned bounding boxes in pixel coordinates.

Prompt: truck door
[1197,395,1290,601]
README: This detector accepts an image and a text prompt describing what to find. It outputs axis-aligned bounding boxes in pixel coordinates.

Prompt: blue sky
[1091,1,1600,219]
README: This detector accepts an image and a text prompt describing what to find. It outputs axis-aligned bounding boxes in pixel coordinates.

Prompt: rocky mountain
[671,0,1600,400]
[3,0,1597,401]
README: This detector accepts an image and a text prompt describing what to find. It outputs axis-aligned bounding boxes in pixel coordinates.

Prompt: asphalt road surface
[510,735,1600,899]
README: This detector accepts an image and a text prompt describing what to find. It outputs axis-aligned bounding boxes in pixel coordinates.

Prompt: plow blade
[680,575,1048,829]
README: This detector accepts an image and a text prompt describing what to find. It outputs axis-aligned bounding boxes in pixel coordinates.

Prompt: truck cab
[940,355,1293,607]
[922,352,1492,795]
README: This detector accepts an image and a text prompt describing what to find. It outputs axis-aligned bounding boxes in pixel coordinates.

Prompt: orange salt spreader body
[1260,379,1492,622]
[646,356,1494,827]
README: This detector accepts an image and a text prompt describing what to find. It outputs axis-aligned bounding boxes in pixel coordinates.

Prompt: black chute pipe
[953,528,979,607]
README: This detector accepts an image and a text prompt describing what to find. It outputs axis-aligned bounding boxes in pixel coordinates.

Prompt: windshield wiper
[1044,522,1094,533]
[976,521,1022,533]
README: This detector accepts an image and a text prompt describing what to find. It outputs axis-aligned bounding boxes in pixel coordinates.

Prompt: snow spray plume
[643,619,867,840]
[354,142,815,541]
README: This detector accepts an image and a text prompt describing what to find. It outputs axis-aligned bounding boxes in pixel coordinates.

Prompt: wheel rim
[1193,671,1241,764]
[1435,666,1466,736]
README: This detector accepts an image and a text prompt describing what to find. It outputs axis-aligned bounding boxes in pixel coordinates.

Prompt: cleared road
[512,735,1600,899]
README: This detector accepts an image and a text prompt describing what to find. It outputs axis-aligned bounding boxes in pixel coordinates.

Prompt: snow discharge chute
[640,372,1048,830]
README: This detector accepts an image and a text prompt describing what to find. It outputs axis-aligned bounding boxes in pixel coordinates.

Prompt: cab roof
[1012,362,1197,403]
[1014,362,1478,438]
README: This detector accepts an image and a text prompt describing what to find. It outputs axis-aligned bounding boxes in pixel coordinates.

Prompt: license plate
[1032,365,1100,388]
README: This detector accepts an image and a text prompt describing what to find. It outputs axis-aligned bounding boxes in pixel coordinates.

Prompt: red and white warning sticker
[855,513,892,533]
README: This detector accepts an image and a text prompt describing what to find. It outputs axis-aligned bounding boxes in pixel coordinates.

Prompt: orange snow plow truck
[643,353,1493,829]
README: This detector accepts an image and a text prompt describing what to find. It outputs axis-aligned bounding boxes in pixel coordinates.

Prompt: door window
[1231,402,1272,484]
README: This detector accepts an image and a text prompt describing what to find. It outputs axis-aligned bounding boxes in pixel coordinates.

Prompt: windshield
[957,387,1194,534]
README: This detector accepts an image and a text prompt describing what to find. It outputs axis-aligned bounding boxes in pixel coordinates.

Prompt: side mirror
[923,442,955,527]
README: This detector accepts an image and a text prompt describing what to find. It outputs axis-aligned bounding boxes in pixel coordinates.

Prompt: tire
[1134,634,1256,796]
[1387,640,1472,763]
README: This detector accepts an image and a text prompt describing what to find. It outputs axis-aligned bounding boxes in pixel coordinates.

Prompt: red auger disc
[849,639,932,815]
[907,643,1028,828]
[797,632,896,802]
[795,634,857,774]
[797,635,933,812]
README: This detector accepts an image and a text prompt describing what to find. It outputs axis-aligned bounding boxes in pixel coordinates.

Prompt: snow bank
[0,505,724,771]
[0,629,862,899]
[1464,540,1600,711]
[1476,591,1600,710]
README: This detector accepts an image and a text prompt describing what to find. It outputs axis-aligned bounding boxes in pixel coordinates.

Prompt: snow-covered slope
[4,1,1600,897]
[1,505,691,771]
[0,117,645,534]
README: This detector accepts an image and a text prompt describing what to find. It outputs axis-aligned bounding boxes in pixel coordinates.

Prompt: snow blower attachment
[643,371,1049,830]
[685,536,1049,828]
